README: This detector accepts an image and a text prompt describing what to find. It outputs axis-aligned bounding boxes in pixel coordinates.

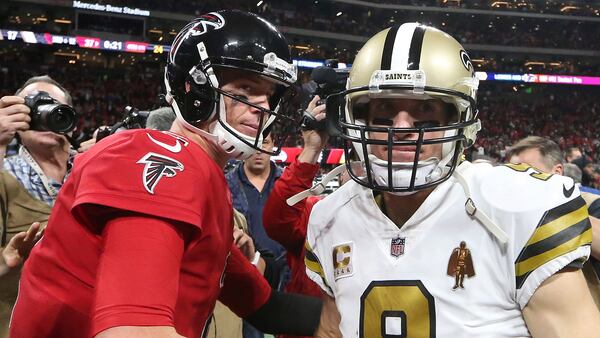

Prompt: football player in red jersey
[10,10,326,338]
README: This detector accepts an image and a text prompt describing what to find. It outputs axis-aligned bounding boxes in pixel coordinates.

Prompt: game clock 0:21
[103,40,123,51]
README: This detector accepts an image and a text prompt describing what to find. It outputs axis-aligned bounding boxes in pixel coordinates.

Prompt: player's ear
[553,163,564,176]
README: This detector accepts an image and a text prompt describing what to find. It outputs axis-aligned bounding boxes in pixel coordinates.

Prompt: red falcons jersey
[10,129,270,338]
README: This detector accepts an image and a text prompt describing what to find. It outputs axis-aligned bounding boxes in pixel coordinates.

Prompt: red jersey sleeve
[263,160,320,254]
[68,130,221,231]
[218,245,272,318]
[92,215,194,336]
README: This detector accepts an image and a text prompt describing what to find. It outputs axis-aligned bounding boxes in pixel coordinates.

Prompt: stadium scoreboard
[0,29,170,54]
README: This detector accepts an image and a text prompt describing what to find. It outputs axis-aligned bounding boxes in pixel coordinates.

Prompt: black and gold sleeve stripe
[515,196,592,289]
[305,241,333,293]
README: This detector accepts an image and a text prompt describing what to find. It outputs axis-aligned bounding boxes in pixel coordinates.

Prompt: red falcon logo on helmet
[137,152,184,194]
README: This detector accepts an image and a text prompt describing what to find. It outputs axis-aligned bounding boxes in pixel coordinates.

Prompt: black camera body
[95,106,150,142]
[301,61,350,131]
[312,66,349,100]
[24,91,78,134]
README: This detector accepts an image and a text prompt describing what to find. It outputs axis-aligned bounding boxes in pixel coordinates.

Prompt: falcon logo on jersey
[333,242,354,280]
[390,236,405,257]
[447,241,475,290]
[137,152,184,194]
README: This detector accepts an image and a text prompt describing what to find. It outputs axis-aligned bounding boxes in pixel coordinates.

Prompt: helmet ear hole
[183,81,217,123]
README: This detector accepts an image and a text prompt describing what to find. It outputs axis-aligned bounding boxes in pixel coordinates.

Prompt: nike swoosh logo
[147,133,182,153]
[563,183,575,198]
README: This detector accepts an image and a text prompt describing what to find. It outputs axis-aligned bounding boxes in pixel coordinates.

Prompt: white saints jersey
[305,162,591,338]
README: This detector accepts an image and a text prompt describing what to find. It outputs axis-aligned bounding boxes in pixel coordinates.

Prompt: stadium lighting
[560,6,579,12]
[491,1,509,8]
[292,45,311,50]
[336,11,343,16]
[256,1,263,7]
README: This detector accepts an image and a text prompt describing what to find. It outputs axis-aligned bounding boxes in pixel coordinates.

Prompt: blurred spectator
[566,147,584,164]
[263,96,328,338]
[225,135,288,338]
[146,106,176,131]
[508,136,564,174]
[573,156,596,188]
[564,163,583,185]
[0,75,76,338]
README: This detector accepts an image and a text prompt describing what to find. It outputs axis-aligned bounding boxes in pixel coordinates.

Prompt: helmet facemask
[329,69,480,194]
[166,45,299,160]
[164,10,299,160]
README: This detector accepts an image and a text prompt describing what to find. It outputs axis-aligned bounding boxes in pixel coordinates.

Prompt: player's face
[221,72,275,138]
[245,136,274,172]
[17,82,70,151]
[366,98,451,162]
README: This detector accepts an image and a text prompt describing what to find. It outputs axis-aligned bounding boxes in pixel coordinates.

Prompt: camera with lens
[312,59,350,101]
[301,59,350,131]
[24,91,79,134]
[95,106,150,142]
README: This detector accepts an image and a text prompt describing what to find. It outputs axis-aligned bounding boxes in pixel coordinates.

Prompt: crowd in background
[85,0,600,18]
[1,60,599,190]
[3,0,600,55]
[1,3,600,337]
[1,0,600,190]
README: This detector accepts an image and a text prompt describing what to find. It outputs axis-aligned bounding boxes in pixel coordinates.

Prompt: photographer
[0,75,78,338]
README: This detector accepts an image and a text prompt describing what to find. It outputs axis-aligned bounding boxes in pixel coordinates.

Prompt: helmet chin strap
[212,120,257,160]
[367,145,458,195]
[169,87,259,160]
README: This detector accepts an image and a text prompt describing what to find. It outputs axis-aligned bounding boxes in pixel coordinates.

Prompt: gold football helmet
[327,23,481,193]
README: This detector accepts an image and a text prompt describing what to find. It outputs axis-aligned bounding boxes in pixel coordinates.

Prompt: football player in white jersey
[305,23,600,338]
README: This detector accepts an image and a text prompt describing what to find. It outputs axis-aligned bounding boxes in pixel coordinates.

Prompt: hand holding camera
[0,91,78,148]
[0,96,32,148]
[301,95,329,153]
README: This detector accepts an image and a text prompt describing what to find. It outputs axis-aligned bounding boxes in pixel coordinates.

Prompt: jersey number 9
[360,280,435,338]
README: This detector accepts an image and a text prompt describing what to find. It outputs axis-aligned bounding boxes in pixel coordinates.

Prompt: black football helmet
[165,10,298,159]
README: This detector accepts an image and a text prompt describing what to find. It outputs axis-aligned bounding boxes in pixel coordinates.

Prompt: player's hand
[2,222,44,269]
[233,227,256,262]
[314,295,342,338]
[0,96,31,147]
[302,95,329,152]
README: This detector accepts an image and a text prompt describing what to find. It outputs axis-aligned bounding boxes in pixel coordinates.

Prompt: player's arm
[95,326,184,338]
[523,268,600,338]
[220,246,323,335]
[589,214,600,261]
[91,214,194,338]
[314,293,342,338]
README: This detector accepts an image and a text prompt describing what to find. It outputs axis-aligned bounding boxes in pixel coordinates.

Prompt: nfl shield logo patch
[390,237,405,257]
